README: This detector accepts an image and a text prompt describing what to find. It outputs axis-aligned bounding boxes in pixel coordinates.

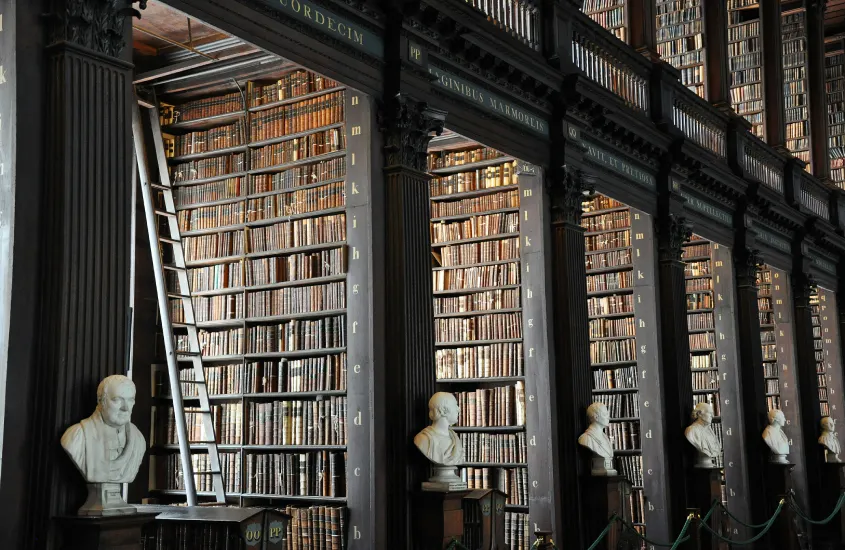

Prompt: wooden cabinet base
[583,475,630,550]
[413,490,471,549]
[55,512,158,550]
[688,468,724,550]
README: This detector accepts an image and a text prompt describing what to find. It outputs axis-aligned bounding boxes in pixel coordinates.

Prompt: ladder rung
[160,236,181,245]
[151,182,171,191]
[192,470,222,475]
[172,322,194,328]
[154,209,177,218]
[162,264,186,272]
[189,440,217,444]
[167,292,191,299]
[176,352,203,359]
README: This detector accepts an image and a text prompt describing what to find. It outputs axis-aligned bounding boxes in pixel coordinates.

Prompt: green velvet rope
[698,499,784,546]
[715,500,774,529]
[585,514,617,550]
[789,492,845,526]
[445,537,470,550]
[616,514,693,548]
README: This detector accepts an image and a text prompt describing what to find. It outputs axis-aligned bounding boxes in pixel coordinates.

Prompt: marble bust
[61,375,146,515]
[819,416,842,463]
[415,392,466,491]
[578,402,617,476]
[763,409,790,464]
[684,403,722,468]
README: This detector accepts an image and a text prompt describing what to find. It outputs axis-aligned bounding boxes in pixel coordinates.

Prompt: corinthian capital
[547,165,591,225]
[48,0,146,57]
[379,94,445,172]
[659,214,693,262]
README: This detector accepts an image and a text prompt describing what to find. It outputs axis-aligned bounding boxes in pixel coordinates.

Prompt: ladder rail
[131,98,199,507]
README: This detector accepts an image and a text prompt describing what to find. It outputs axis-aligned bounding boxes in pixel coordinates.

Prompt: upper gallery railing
[673,89,728,158]
[571,14,650,113]
[464,0,542,50]
[799,172,831,221]
[742,138,785,194]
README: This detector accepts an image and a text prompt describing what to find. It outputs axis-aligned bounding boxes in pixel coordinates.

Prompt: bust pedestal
[413,490,471,549]
[56,512,157,550]
[688,468,725,550]
[764,463,801,550]
[814,462,845,549]
[583,475,630,550]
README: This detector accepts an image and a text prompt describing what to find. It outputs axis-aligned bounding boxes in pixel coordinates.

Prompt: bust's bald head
[97,375,136,428]
[428,392,459,425]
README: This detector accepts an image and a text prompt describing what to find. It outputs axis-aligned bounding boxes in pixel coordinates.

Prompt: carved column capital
[735,248,763,289]
[547,166,591,225]
[658,214,693,262]
[379,94,445,172]
[793,271,817,307]
[48,0,146,56]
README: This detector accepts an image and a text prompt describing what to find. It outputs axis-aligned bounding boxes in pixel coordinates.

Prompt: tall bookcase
[681,237,749,515]
[728,0,766,139]
[782,7,812,169]
[825,41,845,187]
[427,144,530,550]
[582,194,667,540]
[655,0,706,97]
[811,287,845,421]
[582,0,628,42]
[146,68,378,549]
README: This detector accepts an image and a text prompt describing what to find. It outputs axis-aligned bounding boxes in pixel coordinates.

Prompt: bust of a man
[819,416,841,463]
[414,392,464,466]
[763,409,790,464]
[685,403,722,468]
[578,402,617,476]
[61,375,146,515]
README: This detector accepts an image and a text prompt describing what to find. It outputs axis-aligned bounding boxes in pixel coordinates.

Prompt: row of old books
[593,365,638,390]
[581,210,631,233]
[171,294,245,323]
[584,249,632,271]
[142,519,237,550]
[589,316,636,338]
[767,379,780,394]
[583,195,623,213]
[827,50,845,182]
[762,343,777,361]
[688,311,714,331]
[250,156,346,194]
[728,3,765,137]
[244,354,347,393]
[250,128,344,170]
[689,332,715,350]
[159,404,243,445]
[437,237,520,267]
[284,505,347,550]
[179,202,244,232]
[429,165,518,197]
[249,91,344,141]
[435,312,523,343]
[154,365,241,398]
[757,296,773,311]
[764,363,779,378]
[432,263,521,292]
[683,243,710,258]
[184,231,245,262]
[162,91,244,123]
[173,176,243,206]
[243,248,346,286]
[618,455,644,486]
[690,352,715,370]
[249,71,340,106]
[431,212,519,243]
[686,276,712,292]
[608,420,640,450]
[246,282,346,317]
[584,230,631,252]
[176,328,244,356]
[244,316,347,353]
[586,270,632,293]
[587,294,634,317]
[692,370,719,391]
[463,466,527,506]
[171,152,246,184]
[655,0,705,96]
[246,397,347,446]
[505,512,531,550]
[455,384,526,427]
[245,451,346,497]
[247,213,346,254]
[433,288,520,315]
[583,0,626,41]
[161,452,241,493]
[594,392,640,418]
[685,259,711,277]
[168,121,246,158]
[435,343,524,380]
[430,189,519,218]
[460,431,527,463]
[428,147,504,169]
[590,338,637,364]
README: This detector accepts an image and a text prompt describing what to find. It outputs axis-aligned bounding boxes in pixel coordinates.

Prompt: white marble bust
[819,416,842,463]
[578,402,617,476]
[763,409,790,464]
[415,392,466,491]
[685,403,722,468]
[61,375,146,515]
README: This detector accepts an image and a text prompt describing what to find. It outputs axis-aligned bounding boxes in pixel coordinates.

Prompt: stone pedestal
[583,475,629,550]
[56,512,157,550]
[689,468,724,550]
[412,490,470,549]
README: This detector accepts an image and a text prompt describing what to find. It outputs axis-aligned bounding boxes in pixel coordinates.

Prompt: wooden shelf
[248,86,347,113]
[434,338,523,348]
[429,183,519,202]
[172,171,247,188]
[431,207,519,223]
[162,110,246,132]
[433,308,522,319]
[429,156,515,175]
[432,259,519,272]
[168,144,248,164]
[248,122,344,148]
[437,376,525,384]
[452,426,525,433]
[431,232,520,248]
[433,284,521,296]
[248,150,346,176]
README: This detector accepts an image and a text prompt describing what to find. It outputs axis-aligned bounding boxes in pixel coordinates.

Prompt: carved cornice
[48,0,146,57]
[735,247,762,289]
[379,94,445,171]
[658,214,693,262]
[547,166,591,225]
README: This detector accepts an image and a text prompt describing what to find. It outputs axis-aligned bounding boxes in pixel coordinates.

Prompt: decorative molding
[735,247,763,288]
[379,94,445,171]
[48,0,146,57]
[547,165,591,225]
[659,214,693,262]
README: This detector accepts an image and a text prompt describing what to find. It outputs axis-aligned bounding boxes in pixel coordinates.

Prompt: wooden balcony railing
[742,137,785,194]
[673,90,728,158]
[799,173,831,221]
[464,0,542,50]
[571,15,650,113]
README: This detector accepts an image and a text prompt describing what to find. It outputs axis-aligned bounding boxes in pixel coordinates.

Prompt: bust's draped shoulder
[60,423,86,473]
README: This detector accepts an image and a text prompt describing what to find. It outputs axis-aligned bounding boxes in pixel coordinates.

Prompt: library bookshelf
[582,0,628,43]
[427,143,531,550]
[782,7,812,170]
[146,68,378,548]
[825,39,845,187]
[656,0,706,98]
[811,287,845,421]
[582,194,666,540]
[728,0,765,139]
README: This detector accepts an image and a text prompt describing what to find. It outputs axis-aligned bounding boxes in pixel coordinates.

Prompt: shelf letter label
[354,467,361,476]
[528,319,534,328]
[352,321,358,334]
[351,126,361,136]
[523,189,532,197]
[353,364,361,374]
[524,236,531,247]
[527,289,533,299]
[353,526,362,539]
[529,435,537,447]
[528,395,535,402]
[639,319,645,328]
[529,348,535,357]
[645,429,653,439]
[351,182,360,194]
[354,410,362,426]
[351,95,359,105]
[353,284,360,294]
[353,247,360,260]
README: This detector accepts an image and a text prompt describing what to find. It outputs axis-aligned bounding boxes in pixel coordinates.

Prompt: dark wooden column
[16,1,140,546]
[546,165,592,548]
[702,0,730,106]
[731,215,773,532]
[656,189,694,533]
[806,0,830,179]
[760,0,785,147]
[379,94,444,548]
[627,0,657,60]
